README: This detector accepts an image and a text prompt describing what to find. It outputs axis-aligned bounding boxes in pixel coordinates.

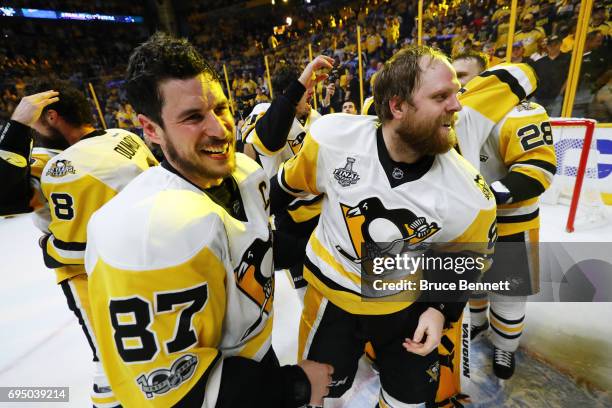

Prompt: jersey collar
[376,126,435,188]
[160,160,247,221]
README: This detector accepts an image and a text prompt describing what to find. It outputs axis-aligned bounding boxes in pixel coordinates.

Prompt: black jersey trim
[375,127,435,188]
[480,70,528,101]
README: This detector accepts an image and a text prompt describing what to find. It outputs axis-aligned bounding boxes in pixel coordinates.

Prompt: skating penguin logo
[288,131,306,155]
[234,233,273,341]
[337,197,440,264]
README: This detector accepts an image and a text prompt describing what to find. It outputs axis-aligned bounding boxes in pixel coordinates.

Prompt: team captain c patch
[136,354,198,399]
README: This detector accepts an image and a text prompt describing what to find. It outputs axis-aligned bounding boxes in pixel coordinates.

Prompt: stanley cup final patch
[334,157,360,187]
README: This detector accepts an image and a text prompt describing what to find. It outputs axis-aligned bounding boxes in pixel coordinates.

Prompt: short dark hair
[125,32,219,127]
[453,51,489,72]
[271,63,300,96]
[28,79,93,127]
[373,45,449,122]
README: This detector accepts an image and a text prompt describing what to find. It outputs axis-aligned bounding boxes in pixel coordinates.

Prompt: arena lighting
[286,16,292,25]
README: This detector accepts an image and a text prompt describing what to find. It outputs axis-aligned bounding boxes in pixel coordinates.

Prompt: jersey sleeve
[456,63,538,167]
[244,81,306,156]
[276,132,322,197]
[496,108,557,202]
[40,173,118,268]
[0,120,35,215]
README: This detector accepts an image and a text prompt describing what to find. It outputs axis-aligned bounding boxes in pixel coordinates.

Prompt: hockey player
[363,58,540,405]
[0,81,145,408]
[85,33,333,407]
[453,52,556,380]
[452,51,488,88]
[241,55,333,290]
[241,57,332,179]
[271,45,497,407]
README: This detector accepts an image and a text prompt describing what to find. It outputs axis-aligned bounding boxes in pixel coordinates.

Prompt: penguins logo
[473,175,493,200]
[46,159,76,178]
[288,131,306,155]
[336,197,440,264]
[234,234,274,341]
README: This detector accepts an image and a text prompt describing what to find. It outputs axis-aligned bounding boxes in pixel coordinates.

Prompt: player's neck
[166,158,224,190]
[66,125,96,145]
[381,122,422,164]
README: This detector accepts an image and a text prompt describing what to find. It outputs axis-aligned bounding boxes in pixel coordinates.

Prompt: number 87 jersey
[85,154,275,407]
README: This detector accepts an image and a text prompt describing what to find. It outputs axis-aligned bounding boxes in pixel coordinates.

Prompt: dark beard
[32,127,70,150]
[396,114,455,156]
[163,132,235,182]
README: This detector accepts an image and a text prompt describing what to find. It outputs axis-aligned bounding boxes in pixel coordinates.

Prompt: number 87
[109,284,208,363]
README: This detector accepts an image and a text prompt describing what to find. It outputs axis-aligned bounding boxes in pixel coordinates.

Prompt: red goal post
[548,119,598,233]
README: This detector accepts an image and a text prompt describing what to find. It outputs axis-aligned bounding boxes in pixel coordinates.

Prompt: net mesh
[541,121,608,230]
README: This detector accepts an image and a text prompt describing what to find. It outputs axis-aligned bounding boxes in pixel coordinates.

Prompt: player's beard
[396,112,456,156]
[163,131,236,184]
[32,123,70,150]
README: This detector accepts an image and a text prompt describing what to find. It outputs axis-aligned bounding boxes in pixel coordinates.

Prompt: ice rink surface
[1,203,611,407]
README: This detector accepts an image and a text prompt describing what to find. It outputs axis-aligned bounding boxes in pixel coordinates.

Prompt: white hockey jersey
[41,129,158,283]
[242,102,321,178]
[455,63,538,170]
[85,154,274,407]
[480,102,556,235]
[278,114,497,315]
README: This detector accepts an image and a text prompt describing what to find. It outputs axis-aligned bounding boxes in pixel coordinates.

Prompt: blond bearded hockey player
[271,46,497,407]
[360,56,540,406]
[452,54,556,380]
[85,33,333,407]
[0,81,153,408]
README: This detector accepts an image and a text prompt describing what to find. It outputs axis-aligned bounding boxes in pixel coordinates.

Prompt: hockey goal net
[541,118,608,232]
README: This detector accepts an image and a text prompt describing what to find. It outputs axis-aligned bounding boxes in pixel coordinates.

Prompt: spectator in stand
[365,27,383,60]
[254,86,270,104]
[589,5,610,37]
[341,100,357,114]
[345,68,360,109]
[511,42,526,63]
[321,79,345,114]
[535,0,556,35]
[531,35,570,117]
[242,71,258,96]
[589,75,612,122]
[494,13,512,49]
[515,13,546,58]
[574,30,608,117]
[529,37,548,62]
[560,18,578,53]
